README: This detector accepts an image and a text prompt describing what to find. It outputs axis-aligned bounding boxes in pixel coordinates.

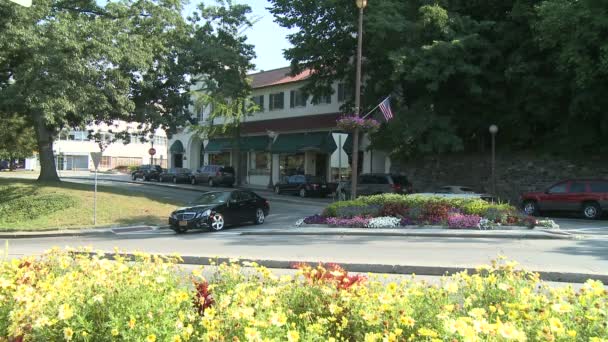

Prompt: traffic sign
[148,148,156,156]
[90,152,102,170]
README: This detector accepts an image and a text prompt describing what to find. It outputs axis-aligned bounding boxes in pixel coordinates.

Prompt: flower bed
[1,250,606,341]
[299,194,547,229]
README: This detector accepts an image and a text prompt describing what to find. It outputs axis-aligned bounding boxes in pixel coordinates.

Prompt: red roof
[242,113,340,134]
[249,67,312,89]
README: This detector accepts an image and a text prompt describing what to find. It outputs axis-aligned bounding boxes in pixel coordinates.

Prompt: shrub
[448,213,482,229]
[380,202,409,217]
[303,214,327,225]
[335,204,381,218]
[2,252,607,341]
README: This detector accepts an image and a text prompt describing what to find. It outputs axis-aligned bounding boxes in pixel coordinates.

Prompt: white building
[27,122,168,171]
[168,67,392,186]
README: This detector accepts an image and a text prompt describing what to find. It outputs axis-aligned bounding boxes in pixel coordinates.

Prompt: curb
[61,177,330,207]
[0,226,157,239]
[86,252,608,284]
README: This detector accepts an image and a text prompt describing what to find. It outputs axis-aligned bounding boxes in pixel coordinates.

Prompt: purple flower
[303,214,327,224]
[447,213,481,229]
[326,216,370,228]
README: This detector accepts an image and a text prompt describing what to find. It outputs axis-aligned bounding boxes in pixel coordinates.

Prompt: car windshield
[306,176,322,183]
[391,176,409,185]
[191,192,232,205]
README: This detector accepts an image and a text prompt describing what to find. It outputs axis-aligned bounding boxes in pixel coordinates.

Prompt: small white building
[168,67,393,186]
[26,122,168,171]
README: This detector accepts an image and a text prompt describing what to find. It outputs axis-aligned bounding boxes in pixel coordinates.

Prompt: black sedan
[159,168,192,184]
[274,174,330,198]
[169,190,270,233]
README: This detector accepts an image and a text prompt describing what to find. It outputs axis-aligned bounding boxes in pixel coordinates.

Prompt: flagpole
[361,96,390,119]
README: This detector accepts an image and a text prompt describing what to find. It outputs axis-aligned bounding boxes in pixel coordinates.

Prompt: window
[252,95,264,112]
[360,175,375,184]
[374,175,389,184]
[153,136,167,146]
[289,175,306,184]
[290,89,307,108]
[338,83,349,102]
[548,183,567,194]
[253,152,269,170]
[569,182,587,193]
[238,191,254,201]
[314,94,331,105]
[590,181,608,193]
[279,153,304,178]
[269,92,284,110]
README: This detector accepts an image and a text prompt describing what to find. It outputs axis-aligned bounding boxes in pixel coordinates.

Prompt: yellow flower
[146,334,157,342]
[245,327,261,341]
[58,304,74,320]
[92,294,104,303]
[498,323,524,340]
[418,327,438,338]
[566,330,576,338]
[172,335,182,342]
[111,328,119,336]
[287,330,300,342]
[63,327,74,341]
[549,317,564,335]
[270,312,288,327]
[128,317,136,329]
[399,316,415,327]
[551,303,572,313]
[469,308,487,318]
[444,281,459,294]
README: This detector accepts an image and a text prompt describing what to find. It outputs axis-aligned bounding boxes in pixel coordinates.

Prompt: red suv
[521,179,608,219]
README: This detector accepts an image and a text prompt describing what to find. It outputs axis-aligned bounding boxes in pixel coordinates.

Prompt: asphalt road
[3,176,608,278]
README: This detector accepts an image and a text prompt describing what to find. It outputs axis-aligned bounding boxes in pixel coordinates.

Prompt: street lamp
[267,130,277,189]
[350,0,367,199]
[489,124,498,196]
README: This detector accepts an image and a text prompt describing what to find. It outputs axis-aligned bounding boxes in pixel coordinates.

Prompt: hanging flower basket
[336,116,380,132]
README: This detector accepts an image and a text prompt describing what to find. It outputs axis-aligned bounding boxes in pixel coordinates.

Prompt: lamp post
[489,124,498,196]
[350,0,367,200]
[267,130,277,189]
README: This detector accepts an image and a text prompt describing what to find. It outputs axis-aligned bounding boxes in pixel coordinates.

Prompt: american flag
[379,97,393,121]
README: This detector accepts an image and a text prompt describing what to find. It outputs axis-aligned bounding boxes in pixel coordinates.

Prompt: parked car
[159,168,192,184]
[521,179,608,219]
[131,165,163,181]
[433,185,476,194]
[338,173,414,200]
[418,185,496,202]
[274,174,331,198]
[190,165,235,187]
[0,160,8,171]
[168,190,270,233]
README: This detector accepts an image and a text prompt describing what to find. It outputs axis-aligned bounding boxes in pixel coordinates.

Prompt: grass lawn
[0,178,180,231]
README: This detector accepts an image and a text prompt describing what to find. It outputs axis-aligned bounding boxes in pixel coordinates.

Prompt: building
[168,66,393,186]
[26,122,168,171]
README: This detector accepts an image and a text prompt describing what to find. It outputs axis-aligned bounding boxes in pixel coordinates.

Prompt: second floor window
[338,83,349,102]
[269,92,284,110]
[290,89,307,108]
[252,95,264,112]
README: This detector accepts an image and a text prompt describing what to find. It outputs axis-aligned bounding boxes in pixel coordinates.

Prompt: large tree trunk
[33,112,60,182]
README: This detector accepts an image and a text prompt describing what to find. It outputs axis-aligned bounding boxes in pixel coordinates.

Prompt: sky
[184,0,294,72]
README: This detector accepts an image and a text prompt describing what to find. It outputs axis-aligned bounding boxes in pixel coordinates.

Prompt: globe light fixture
[356,0,368,8]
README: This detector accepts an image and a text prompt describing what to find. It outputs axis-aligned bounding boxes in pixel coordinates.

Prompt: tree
[0,0,193,181]
[0,112,37,169]
[269,0,600,160]
[188,1,257,186]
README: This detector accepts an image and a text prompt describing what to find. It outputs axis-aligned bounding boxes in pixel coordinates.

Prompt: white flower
[366,216,401,228]
[537,219,560,229]
[478,218,492,230]
[295,219,304,227]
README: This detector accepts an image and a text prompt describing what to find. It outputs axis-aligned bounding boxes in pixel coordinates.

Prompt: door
[237,191,257,222]
[563,181,588,211]
[539,182,569,211]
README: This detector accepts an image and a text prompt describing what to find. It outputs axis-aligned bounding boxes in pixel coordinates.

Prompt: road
[2,178,607,279]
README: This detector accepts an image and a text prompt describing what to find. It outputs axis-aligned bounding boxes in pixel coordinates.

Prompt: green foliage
[269,0,606,158]
[0,189,75,224]
[0,113,37,163]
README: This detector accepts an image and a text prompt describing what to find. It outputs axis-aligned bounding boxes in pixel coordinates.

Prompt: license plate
[179,221,187,227]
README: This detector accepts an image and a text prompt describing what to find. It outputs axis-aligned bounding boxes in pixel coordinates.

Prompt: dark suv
[338,173,414,200]
[190,165,235,187]
[131,165,163,181]
[521,179,608,219]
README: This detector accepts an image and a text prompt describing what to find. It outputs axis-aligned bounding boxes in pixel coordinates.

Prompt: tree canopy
[269,0,608,161]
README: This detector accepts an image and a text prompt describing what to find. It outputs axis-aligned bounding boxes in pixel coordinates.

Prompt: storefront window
[279,153,304,180]
[248,152,269,175]
[210,152,230,166]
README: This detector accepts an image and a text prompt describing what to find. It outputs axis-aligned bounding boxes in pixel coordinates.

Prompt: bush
[2,251,606,341]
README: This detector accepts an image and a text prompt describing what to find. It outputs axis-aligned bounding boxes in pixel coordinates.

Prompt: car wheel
[582,202,601,219]
[208,179,215,187]
[299,188,306,198]
[173,177,177,184]
[191,177,196,185]
[522,201,538,216]
[274,186,281,195]
[143,175,149,181]
[209,213,225,231]
[254,208,265,225]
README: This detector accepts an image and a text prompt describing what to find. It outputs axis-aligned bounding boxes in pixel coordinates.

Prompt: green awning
[205,136,270,153]
[205,138,232,153]
[169,140,185,153]
[271,132,337,154]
